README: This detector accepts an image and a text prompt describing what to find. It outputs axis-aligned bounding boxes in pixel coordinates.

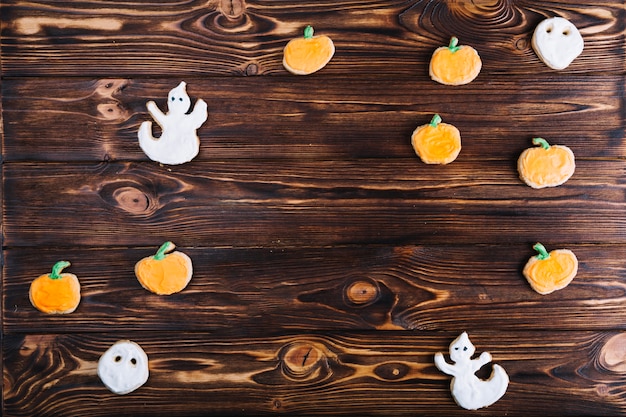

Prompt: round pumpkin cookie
[429,37,482,86]
[135,242,193,295]
[518,137,575,189]
[29,261,81,314]
[523,242,578,295]
[411,114,461,165]
[283,25,335,75]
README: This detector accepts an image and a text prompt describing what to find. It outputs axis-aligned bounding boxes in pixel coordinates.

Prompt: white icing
[532,17,584,70]
[434,332,509,410]
[98,340,149,395]
[138,81,208,165]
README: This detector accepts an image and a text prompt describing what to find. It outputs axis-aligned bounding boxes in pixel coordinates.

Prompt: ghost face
[449,332,476,363]
[167,81,192,114]
[98,340,149,395]
[532,17,584,70]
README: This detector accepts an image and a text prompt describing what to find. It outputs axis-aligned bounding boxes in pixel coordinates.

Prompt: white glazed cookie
[138,81,208,165]
[98,340,149,395]
[434,332,509,410]
[532,17,584,70]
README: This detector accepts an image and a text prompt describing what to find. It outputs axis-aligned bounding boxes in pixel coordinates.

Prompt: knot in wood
[373,362,410,381]
[97,102,130,122]
[599,333,626,372]
[112,186,150,214]
[281,342,324,380]
[218,0,246,20]
[345,279,380,307]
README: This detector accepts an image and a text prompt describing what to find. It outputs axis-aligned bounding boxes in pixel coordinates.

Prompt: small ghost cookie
[434,332,509,410]
[98,340,149,395]
[29,261,80,314]
[518,137,575,188]
[283,25,335,75]
[532,17,584,70]
[523,242,578,295]
[138,81,208,165]
[411,114,461,165]
[429,37,482,86]
[135,242,193,295]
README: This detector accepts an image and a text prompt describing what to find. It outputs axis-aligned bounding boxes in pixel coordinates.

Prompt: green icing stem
[304,25,314,39]
[532,137,551,150]
[429,114,442,128]
[448,37,460,53]
[154,242,174,261]
[533,243,550,260]
[49,261,71,280]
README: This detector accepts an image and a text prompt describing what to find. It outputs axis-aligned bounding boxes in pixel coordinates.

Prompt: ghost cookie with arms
[532,17,584,70]
[138,81,208,165]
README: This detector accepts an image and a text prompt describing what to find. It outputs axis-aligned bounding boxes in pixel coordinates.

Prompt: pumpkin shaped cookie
[29,261,81,314]
[523,243,578,295]
[283,25,335,75]
[429,37,482,85]
[411,114,461,165]
[135,242,193,295]
[518,137,575,188]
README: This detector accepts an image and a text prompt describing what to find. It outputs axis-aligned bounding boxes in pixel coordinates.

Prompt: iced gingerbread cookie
[98,340,149,395]
[532,17,584,70]
[283,25,335,75]
[138,81,208,165]
[429,37,482,86]
[518,137,575,188]
[135,242,193,295]
[523,242,578,295]
[435,332,509,410]
[29,261,80,314]
[411,114,461,165]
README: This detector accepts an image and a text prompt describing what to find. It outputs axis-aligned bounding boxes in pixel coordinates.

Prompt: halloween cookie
[283,25,335,75]
[138,81,208,165]
[523,242,578,295]
[434,332,508,410]
[518,137,575,188]
[411,114,461,164]
[135,242,193,295]
[532,17,584,70]
[429,37,482,85]
[98,340,149,395]
[29,261,80,314]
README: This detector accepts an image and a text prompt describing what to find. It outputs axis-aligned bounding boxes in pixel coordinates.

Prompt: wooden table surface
[2,1,625,415]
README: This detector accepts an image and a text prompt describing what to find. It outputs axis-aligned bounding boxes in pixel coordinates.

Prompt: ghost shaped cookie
[138,81,208,165]
[98,340,149,395]
[434,332,509,410]
[532,17,584,70]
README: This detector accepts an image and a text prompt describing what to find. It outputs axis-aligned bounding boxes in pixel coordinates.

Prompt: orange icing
[135,252,192,295]
[430,42,482,85]
[518,144,575,188]
[523,249,578,295]
[30,274,80,314]
[283,30,334,75]
[411,119,461,164]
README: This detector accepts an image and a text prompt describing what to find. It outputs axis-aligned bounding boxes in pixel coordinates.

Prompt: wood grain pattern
[2,0,625,415]
[1,76,624,161]
[3,244,626,334]
[4,331,626,416]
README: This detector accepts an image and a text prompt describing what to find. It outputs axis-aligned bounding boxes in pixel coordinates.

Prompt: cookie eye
[563,29,570,36]
[130,358,137,365]
[546,26,552,33]
[115,356,122,362]
[463,346,468,351]
[171,97,175,101]
[454,347,459,350]
[179,97,183,101]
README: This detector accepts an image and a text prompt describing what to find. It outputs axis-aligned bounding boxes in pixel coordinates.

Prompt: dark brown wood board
[2,1,625,416]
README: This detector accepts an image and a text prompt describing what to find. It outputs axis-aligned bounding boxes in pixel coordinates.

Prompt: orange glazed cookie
[29,261,81,314]
[411,114,461,165]
[429,37,482,86]
[523,242,578,295]
[518,137,575,188]
[135,242,193,295]
[283,25,335,75]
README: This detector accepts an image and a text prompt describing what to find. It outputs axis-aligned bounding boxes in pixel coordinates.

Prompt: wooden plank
[0,1,623,77]
[4,331,626,416]
[4,244,626,333]
[3,160,625,248]
[1,76,624,161]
